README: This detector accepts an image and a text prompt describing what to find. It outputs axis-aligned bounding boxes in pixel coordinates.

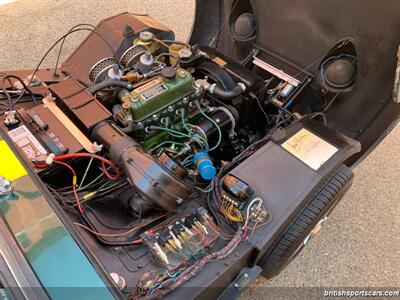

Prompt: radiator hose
[87,79,132,94]
[209,82,246,99]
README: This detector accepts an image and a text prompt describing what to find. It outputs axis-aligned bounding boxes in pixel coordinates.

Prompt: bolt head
[177,69,186,78]
[178,48,192,59]
[139,31,154,42]
[0,177,12,196]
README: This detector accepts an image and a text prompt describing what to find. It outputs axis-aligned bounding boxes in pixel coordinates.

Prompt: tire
[259,164,354,279]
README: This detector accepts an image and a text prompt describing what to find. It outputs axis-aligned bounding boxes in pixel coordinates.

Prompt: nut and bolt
[130,96,139,102]
[177,69,187,78]
[0,177,13,197]
[178,48,193,59]
[139,31,154,43]
[110,272,126,290]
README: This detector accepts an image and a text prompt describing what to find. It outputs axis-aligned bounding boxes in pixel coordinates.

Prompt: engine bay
[0,13,363,299]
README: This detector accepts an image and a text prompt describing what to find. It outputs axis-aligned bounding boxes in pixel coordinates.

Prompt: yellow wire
[220,199,243,222]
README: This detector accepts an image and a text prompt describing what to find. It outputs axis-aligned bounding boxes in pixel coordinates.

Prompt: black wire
[155,53,178,68]
[290,111,327,126]
[1,81,13,111]
[206,191,236,237]
[249,91,270,124]
[323,92,341,113]
[26,27,122,89]
[160,39,190,48]
[1,75,38,114]
[1,75,38,111]
[53,23,96,77]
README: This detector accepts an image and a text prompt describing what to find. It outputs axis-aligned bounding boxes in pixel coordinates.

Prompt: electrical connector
[169,231,182,249]
[154,242,169,264]
[3,110,20,127]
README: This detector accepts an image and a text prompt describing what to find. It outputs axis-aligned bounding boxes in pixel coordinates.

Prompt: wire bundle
[38,153,120,213]
[0,73,39,115]
[135,229,244,300]
[220,195,243,223]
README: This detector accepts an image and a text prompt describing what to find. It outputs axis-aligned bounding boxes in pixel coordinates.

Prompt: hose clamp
[238,82,246,92]
[209,83,217,94]
[215,106,237,136]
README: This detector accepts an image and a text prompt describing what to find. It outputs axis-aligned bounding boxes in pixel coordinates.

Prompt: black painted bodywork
[191,0,400,165]
[1,2,399,299]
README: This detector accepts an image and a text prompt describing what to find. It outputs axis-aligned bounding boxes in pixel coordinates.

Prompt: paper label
[8,125,47,161]
[282,128,338,170]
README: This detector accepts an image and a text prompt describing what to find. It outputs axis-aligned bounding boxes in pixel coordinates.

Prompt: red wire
[242,221,249,240]
[35,163,49,168]
[72,185,82,214]
[36,153,120,214]
[52,160,76,177]
[53,160,83,214]
[53,153,120,180]
[101,160,119,180]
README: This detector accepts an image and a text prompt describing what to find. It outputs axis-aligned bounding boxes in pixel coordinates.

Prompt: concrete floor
[1,1,399,299]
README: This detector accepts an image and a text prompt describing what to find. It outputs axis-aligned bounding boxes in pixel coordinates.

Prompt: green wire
[196,104,222,151]
[181,111,193,134]
[152,126,208,151]
[151,140,184,153]
[182,154,194,165]
[180,113,209,151]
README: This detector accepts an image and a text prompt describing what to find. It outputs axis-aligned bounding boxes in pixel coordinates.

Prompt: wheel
[259,164,354,279]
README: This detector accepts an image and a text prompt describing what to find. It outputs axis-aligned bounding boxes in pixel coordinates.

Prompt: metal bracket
[217,266,262,300]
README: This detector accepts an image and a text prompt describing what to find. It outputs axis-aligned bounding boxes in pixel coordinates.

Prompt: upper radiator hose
[209,82,246,99]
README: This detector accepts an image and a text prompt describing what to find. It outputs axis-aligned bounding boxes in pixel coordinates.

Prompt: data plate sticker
[8,125,47,161]
[282,128,338,170]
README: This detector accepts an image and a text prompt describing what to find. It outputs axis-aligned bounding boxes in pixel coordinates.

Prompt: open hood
[190,0,400,164]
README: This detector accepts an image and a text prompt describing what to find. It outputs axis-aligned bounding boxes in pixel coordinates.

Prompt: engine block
[118,68,203,149]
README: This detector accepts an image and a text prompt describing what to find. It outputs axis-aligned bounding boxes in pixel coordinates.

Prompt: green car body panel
[0,137,114,300]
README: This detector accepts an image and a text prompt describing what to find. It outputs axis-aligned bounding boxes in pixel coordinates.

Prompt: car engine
[0,13,361,299]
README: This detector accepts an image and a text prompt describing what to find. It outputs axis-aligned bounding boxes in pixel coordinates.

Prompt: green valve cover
[122,69,194,122]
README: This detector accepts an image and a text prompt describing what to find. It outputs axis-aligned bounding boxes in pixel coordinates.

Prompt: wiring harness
[36,153,120,213]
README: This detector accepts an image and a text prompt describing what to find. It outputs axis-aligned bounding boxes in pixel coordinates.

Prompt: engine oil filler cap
[161,67,176,80]
[194,152,216,180]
